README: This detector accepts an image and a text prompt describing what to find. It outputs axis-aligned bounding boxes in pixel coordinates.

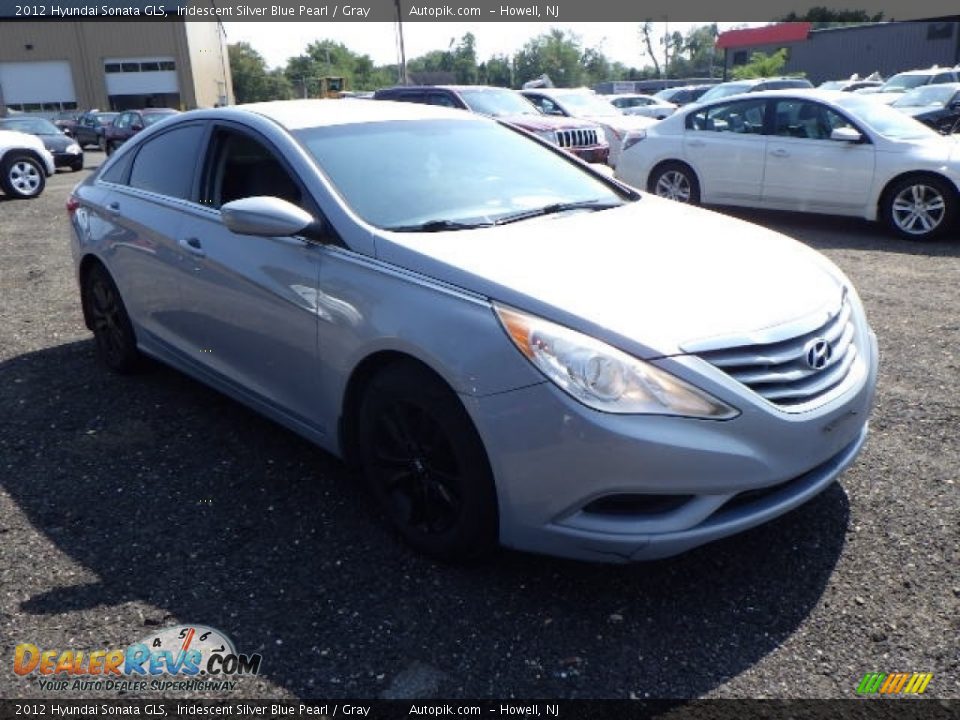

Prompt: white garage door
[0,61,77,109]
[104,57,179,95]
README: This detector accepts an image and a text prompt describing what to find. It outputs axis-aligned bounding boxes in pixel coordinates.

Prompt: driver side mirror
[830,127,863,143]
[131,122,144,132]
[221,196,326,240]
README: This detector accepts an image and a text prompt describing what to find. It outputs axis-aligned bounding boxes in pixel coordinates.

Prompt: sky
[222,22,763,71]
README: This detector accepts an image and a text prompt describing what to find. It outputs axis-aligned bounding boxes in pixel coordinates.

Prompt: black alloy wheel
[358,361,498,561]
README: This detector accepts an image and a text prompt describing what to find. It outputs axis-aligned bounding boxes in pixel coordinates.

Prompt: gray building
[718,20,960,85]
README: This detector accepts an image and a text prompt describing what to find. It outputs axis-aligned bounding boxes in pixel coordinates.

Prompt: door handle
[769,148,789,158]
[106,201,120,214]
[179,237,206,258]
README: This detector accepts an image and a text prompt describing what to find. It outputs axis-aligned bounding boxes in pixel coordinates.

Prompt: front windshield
[835,95,939,140]
[459,89,539,117]
[0,118,60,135]
[892,85,957,108]
[96,112,118,125]
[881,73,930,93]
[697,83,751,103]
[554,92,623,117]
[295,118,625,229]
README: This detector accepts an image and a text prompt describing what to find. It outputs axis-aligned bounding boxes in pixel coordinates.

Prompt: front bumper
[53,150,83,168]
[568,145,610,164]
[463,330,877,563]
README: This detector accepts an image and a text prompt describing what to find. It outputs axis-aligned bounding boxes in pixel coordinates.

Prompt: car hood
[869,92,907,105]
[0,129,46,153]
[376,195,844,357]
[579,114,658,132]
[38,134,74,151]
[498,114,599,132]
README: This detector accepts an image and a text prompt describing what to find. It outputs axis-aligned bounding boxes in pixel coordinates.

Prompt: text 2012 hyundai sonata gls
[69,100,878,563]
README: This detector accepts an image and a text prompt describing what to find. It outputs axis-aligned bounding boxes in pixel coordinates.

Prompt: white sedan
[615,89,960,240]
[607,93,678,119]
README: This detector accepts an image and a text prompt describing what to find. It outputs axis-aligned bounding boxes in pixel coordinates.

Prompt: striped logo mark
[857,672,933,695]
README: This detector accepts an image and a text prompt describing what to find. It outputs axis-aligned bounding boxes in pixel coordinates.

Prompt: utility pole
[395,0,408,84]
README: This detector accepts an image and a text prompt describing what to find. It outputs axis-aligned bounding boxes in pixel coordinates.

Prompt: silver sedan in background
[69,100,877,563]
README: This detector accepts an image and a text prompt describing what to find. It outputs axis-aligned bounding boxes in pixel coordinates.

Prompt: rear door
[762,98,875,213]
[173,123,325,428]
[97,122,207,349]
[683,97,768,203]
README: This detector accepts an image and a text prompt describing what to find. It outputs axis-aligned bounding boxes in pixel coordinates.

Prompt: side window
[932,73,955,84]
[687,99,767,134]
[390,91,425,104]
[204,128,303,210]
[100,152,134,185]
[427,92,457,108]
[128,124,205,199]
[772,100,852,140]
[114,113,129,129]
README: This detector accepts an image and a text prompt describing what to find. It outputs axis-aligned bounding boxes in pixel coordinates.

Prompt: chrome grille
[697,297,858,409]
[556,128,599,148]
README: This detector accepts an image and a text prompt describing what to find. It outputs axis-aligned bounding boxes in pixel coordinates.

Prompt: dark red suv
[101,109,179,155]
[373,85,610,164]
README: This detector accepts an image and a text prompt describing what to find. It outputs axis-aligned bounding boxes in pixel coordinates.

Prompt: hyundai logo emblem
[804,338,833,370]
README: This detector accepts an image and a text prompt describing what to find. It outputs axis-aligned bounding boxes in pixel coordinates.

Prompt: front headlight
[495,305,738,418]
[66,143,81,154]
[621,130,646,153]
[535,130,558,145]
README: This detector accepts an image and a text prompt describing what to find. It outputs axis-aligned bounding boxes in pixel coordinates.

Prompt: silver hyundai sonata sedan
[68,100,878,563]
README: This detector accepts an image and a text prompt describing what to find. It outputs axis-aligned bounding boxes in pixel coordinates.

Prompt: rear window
[128,124,205,200]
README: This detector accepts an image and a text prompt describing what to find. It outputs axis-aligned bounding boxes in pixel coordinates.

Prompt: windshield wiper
[495,199,623,226]
[385,218,495,233]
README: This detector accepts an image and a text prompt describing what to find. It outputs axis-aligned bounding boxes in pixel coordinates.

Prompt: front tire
[649,162,701,204]
[82,263,142,374]
[882,176,956,240]
[357,361,498,561]
[1,154,46,199]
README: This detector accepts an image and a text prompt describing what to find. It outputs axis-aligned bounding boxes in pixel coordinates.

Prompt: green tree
[482,54,513,87]
[513,29,585,87]
[228,42,293,103]
[732,48,804,79]
[778,7,883,28]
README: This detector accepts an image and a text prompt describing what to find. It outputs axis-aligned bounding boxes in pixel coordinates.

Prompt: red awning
[716,23,812,50]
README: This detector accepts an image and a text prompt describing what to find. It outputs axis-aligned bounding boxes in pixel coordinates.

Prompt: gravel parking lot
[1,152,957,700]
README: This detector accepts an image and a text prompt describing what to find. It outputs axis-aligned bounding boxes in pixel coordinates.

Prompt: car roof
[687,88,861,105]
[521,87,593,95]
[607,93,655,99]
[892,67,956,76]
[229,98,476,130]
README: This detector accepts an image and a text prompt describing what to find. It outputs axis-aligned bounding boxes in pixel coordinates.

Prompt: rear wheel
[1,154,45,199]
[357,361,498,561]
[82,263,142,374]
[882,176,956,240]
[650,162,701,204]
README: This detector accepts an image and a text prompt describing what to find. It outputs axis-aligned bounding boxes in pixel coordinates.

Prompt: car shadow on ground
[717,207,960,258]
[2,340,850,698]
